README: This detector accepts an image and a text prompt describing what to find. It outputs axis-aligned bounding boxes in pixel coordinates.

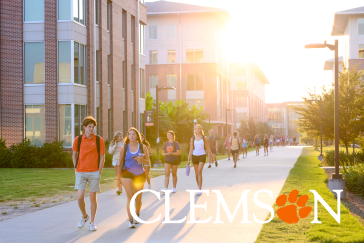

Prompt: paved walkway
[0,146,303,243]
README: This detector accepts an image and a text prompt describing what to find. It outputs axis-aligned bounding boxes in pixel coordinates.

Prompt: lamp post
[307,98,323,158]
[155,85,176,167]
[226,108,236,136]
[305,40,345,199]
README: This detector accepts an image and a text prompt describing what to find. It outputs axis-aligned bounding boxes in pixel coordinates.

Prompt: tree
[293,66,364,153]
[256,122,273,139]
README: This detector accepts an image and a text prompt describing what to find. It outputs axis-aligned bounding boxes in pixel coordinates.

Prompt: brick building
[0,0,147,147]
[144,0,233,137]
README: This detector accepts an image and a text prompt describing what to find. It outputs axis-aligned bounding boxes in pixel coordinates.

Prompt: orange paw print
[276,189,312,224]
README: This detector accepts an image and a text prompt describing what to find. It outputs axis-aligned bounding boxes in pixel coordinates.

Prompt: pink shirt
[225,138,230,147]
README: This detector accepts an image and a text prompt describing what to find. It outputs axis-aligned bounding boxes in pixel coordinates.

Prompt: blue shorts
[242,143,247,148]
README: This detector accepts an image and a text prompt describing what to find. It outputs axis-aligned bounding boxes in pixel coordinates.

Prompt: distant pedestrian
[264,134,269,156]
[254,134,260,156]
[276,136,280,147]
[225,134,231,160]
[241,134,248,158]
[108,131,124,195]
[230,131,240,168]
[162,130,180,193]
[269,135,274,152]
[140,135,151,189]
[188,124,213,195]
[119,127,149,228]
[207,129,218,168]
[282,135,285,147]
[72,116,105,231]
[293,135,297,146]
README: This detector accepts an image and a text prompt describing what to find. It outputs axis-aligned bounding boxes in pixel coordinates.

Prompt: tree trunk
[345,143,348,155]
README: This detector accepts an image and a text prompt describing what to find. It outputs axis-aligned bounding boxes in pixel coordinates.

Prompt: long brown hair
[124,127,142,144]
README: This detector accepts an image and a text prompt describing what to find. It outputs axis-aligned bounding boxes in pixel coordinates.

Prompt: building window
[236,80,247,89]
[73,0,86,25]
[359,18,364,35]
[167,74,177,88]
[59,104,72,146]
[236,112,248,122]
[186,49,203,63]
[359,44,364,58]
[108,109,111,140]
[132,112,135,127]
[131,16,135,44]
[149,50,158,64]
[149,75,158,89]
[96,107,100,135]
[131,65,134,91]
[96,51,100,81]
[58,0,71,20]
[186,24,203,41]
[167,25,176,39]
[108,55,111,85]
[186,74,203,91]
[74,42,86,85]
[236,65,247,75]
[25,105,45,146]
[24,42,44,84]
[149,25,157,39]
[122,61,126,88]
[236,96,247,107]
[123,111,126,135]
[168,50,176,63]
[140,113,144,135]
[122,11,126,39]
[140,68,145,98]
[187,99,204,109]
[139,0,144,4]
[139,23,145,54]
[24,0,44,22]
[107,1,111,31]
[74,104,87,138]
[58,41,71,83]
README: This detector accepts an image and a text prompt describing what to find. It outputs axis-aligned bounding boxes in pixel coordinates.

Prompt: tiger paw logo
[276,189,312,224]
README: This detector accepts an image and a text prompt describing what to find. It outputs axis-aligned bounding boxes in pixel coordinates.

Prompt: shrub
[10,139,40,168]
[324,149,364,166]
[342,161,364,197]
[104,142,113,168]
[0,137,11,168]
[37,140,73,168]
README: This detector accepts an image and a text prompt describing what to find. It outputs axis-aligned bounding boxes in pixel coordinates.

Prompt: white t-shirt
[108,141,124,161]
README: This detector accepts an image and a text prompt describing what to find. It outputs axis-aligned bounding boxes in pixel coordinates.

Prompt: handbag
[186,164,190,176]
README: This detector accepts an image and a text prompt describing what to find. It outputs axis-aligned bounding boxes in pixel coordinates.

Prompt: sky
[145,0,364,103]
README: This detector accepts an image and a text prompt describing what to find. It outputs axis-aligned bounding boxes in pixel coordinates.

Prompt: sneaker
[162,188,167,193]
[215,161,218,167]
[196,191,202,196]
[129,219,135,228]
[172,188,176,193]
[77,214,89,228]
[89,222,97,231]
[228,158,230,160]
[208,165,211,168]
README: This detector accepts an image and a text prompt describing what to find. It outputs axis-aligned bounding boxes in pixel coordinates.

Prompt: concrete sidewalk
[0,146,303,243]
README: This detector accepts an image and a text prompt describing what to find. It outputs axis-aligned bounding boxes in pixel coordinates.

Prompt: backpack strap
[96,135,100,169]
[120,144,128,169]
[75,135,83,168]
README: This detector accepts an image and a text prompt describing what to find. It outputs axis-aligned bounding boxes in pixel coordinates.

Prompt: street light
[305,40,345,199]
[226,108,236,136]
[155,85,176,167]
[307,98,323,158]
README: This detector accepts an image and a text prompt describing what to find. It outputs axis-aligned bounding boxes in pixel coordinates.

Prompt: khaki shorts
[75,171,100,192]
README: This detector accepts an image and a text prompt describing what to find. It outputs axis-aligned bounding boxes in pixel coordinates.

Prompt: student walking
[254,134,260,156]
[225,134,231,160]
[282,135,285,147]
[264,134,269,156]
[188,124,213,195]
[140,135,151,189]
[108,131,124,195]
[162,130,181,193]
[119,127,150,228]
[293,135,297,146]
[230,131,240,168]
[276,136,280,147]
[207,129,218,168]
[269,135,274,152]
[241,134,248,158]
[72,116,105,231]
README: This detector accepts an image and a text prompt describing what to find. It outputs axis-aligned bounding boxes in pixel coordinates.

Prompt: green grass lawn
[256,147,364,243]
[0,169,164,202]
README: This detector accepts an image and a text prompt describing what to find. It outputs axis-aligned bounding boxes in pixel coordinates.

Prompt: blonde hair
[194,124,205,136]
[111,131,122,145]
[264,134,268,138]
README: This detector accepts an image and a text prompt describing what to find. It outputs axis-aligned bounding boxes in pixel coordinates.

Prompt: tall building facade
[230,62,269,130]
[144,0,232,137]
[331,6,364,82]
[0,0,147,147]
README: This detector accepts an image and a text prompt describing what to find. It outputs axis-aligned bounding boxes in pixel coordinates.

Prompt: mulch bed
[323,168,364,226]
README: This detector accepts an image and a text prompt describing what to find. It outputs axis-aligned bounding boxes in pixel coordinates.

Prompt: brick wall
[0,0,24,146]
[44,0,58,142]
